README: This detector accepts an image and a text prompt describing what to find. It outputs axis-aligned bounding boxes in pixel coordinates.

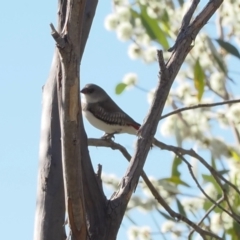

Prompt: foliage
[103,0,240,239]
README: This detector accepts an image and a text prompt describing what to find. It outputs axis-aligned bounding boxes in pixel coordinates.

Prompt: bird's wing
[87,98,141,130]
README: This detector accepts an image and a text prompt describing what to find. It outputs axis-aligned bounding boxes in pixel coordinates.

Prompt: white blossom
[176,82,193,99]
[227,103,240,124]
[139,226,151,240]
[146,2,162,19]
[161,220,175,233]
[128,226,139,240]
[143,46,157,63]
[116,22,133,41]
[210,213,222,233]
[116,7,131,21]
[147,88,155,105]
[113,0,129,5]
[181,197,204,211]
[104,13,119,31]
[136,33,151,46]
[128,43,143,59]
[208,138,230,159]
[122,73,138,88]
[210,72,226,96]
[203,184,218,199]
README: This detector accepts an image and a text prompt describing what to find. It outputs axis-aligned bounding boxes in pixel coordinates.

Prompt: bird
[80,83,140,138]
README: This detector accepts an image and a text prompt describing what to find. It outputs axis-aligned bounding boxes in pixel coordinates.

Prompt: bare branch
[57,0,88,235]
[181,0,200,30]
[50,23,66,48]
[96,164,102,179]
[88,138,132,161]
[169,0,200,52]
[157,50,166,72]
[188,196,225,238]
[160,99,240,120]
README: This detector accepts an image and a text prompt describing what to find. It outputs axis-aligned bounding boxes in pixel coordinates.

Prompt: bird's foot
[101,133,116,141]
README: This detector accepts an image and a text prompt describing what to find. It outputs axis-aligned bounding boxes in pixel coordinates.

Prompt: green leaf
[159,10,170,35]
[206,37,228,74]
[115,83,127,95]
[176,198,187,217]
[156,209,175,221]
[203,199,212,211]
[131,6,169,49]
[215,39,240,59]
[211,155,216,169]
[227,221,240,239]
[177,0,184,6]
[171,156,182,178]
[194,59,205,101]
[163,177,190,187]
[229,149,240,161]
[217,169,229,175]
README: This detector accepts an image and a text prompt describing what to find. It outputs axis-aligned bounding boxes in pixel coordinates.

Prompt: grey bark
[34,52,66,240]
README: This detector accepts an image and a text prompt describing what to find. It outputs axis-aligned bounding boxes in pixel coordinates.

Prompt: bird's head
[80,83,108,103]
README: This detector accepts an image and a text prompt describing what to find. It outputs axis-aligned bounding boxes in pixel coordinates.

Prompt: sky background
[1,1,238,240]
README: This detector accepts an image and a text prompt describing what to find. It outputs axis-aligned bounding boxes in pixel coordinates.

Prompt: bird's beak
[80,88,87,94]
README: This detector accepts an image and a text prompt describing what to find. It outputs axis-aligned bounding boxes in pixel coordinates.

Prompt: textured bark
[34,52,66,240]
[34,0,67,237]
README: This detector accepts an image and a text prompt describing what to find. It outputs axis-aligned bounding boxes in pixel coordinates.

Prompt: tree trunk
[34,52,66,240]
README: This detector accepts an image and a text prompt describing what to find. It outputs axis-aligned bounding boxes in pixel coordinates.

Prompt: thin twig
[153,139,240,224]
[153,139,240,196]
[160,99,240,120]
[175,152,237,222]
[188,196,224,238]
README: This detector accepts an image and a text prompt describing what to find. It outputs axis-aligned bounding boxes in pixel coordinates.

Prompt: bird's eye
[88,88,95,94]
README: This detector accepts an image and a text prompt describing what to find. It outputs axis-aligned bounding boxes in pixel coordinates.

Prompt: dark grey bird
[80,83,140,137]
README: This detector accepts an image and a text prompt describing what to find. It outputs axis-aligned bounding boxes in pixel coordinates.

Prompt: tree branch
[34,1,68,239]
[50,23,66,48]
[169,0,200,52]
[104,1,224,238]
[160,99,240,120]
[54,0,88,235]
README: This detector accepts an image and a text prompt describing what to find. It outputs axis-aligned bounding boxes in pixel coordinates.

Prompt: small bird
[80,83,140,138]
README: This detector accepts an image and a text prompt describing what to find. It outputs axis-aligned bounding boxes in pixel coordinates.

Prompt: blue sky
[0,1,173,239]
